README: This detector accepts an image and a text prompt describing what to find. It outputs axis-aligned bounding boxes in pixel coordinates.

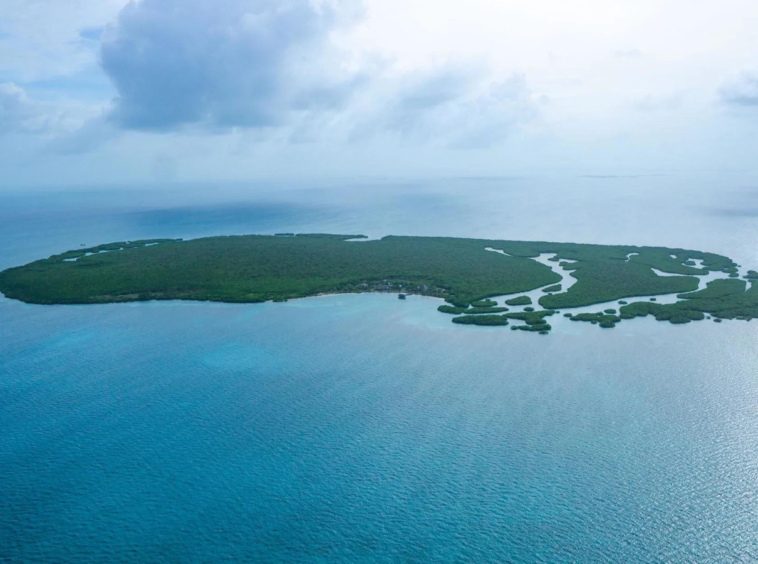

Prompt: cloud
[392,68,475,114]
[0,82,115,149]
[0,82,55,134]
[96,0,538,148]
[354,67,539,148]
[631,92,682,112]
[719,69,758,107]
[0,0,127,82]
[78,26,104,41]
[45,114,118,154]
[0,82,115,151]
[101,0,364,131]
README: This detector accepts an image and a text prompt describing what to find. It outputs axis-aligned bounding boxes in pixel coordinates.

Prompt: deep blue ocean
[3,175,758,562]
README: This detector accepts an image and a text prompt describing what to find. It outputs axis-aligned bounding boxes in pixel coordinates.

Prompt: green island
[505,296,532,306]
[567,312,622,328]
[438,305,509,315]
[471,299,498,307]
[504,310,555,324]
[542,284,562,293]
[452,315,510,326]
[0,233,755,334]
[512,324,551,334]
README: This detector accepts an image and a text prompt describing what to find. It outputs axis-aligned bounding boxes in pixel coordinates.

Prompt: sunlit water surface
[3,174,758,562]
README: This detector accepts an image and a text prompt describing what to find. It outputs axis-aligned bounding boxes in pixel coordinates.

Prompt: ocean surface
[3,174,758,562]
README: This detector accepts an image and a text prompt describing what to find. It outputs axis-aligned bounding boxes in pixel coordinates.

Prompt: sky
[1,0,757,187]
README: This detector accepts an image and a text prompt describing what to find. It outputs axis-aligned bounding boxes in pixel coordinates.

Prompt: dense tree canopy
[1,233,754,332]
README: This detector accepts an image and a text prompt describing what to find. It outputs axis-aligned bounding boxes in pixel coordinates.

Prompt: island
[1,233,755,334]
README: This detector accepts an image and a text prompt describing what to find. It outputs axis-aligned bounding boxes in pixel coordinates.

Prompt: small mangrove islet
[452,314,510,326]
[542,284,562,293]
[0,233,755,335]
[505,296,532,306]
[438,305,509,315]
[471,299,498,308]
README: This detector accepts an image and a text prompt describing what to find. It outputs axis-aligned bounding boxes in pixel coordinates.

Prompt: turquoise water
[3,175,758,562]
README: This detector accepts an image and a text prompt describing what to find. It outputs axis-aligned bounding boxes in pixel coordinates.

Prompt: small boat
[398,294,406,300]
